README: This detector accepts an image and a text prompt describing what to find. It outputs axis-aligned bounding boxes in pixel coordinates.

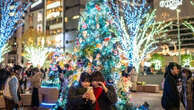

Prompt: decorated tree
[150,53,165,71]
[110,0,171,71]
[77,0,120,78]
[22,29,49,67]
[183,21,194,33]
[52,0,121,109]
[0,0,31,62]
[0,43,11,63]
[191,0,194,6]
[110,0,150,68]
[181,54,193,68]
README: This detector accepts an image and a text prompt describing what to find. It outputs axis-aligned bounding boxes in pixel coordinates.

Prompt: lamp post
[176,9,181,64]
[160,0,182,64]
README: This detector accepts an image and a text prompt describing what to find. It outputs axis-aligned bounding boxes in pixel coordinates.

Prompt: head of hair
[182,68,192,79]
[122,71,129,77]
[65,64,70,68]
[12,65,23,73]
[127,66,133,73]
[79,72,90,83]
[168,62,179,71]
[31,68,40,76]
[91,71,105,82]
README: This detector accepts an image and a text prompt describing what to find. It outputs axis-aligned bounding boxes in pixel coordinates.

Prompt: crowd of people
[0,61,193,110]
[0,65,45,110]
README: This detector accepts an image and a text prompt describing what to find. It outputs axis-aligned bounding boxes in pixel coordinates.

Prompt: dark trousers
[4,97,18,110]
[31,88,40,107]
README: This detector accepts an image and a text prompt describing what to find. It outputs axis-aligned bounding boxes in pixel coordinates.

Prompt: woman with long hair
[91,71,117,110]
[30,68,42,110]
[66,72,96,110]
[182,68,193,110]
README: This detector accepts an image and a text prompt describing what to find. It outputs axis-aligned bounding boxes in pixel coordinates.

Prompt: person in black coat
[162,62,182,110]
[66,72,96,110]
[91,71,117,110]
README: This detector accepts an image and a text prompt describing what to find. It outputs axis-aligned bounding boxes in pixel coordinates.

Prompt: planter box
[136,84,160,93]
[136,85,144,92]
[39,87,59,103]
[144,84,160,93]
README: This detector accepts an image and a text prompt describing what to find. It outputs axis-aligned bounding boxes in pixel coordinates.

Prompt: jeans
[4,97,18,110]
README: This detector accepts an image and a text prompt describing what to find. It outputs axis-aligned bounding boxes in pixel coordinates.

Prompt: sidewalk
[131,91,164,110]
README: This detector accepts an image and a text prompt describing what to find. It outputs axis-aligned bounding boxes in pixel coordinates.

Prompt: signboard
[154,0,194,21]
[31,0,42,9]
[159,0,182,10]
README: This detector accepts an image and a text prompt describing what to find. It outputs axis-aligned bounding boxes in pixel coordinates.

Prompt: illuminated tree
[183,21,194,33]
[0,0,31,62]
[150,53,165,71]
[22,29,49,67]
[191,0,194,6]
[110,0,171,71]
[77,0,120,78]
[0,43,11,63]
[181,54,193,68]
[23,46,49,67]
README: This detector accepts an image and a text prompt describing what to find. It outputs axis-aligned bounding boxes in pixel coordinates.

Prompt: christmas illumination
[0,0,31,60]
[183,21,194,33]
[191,0,194,6]
[77,0,120,78]
[181,54,193,68]
[0,43,11,63]
[23,46,49,67]
[111,0,171,71]
[110,0,150,67]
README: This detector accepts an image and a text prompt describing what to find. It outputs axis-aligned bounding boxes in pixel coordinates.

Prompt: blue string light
[0,0,31,59]
[110,0,150,67]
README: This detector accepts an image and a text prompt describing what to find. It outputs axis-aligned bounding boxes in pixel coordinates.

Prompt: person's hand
[88,89,96,104]
[82,92,90,99]
[83,87,96,103]
[98,82,108,93]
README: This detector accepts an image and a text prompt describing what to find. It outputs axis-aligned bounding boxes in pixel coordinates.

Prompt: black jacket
[162,73,180,109]
[66,85,95,110]
[96,84,117,110]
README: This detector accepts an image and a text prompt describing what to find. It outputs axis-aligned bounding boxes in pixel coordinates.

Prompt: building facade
[154,0,194,51]
[45,0,87,52]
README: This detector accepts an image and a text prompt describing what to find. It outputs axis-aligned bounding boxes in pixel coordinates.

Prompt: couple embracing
[66,71,117,110]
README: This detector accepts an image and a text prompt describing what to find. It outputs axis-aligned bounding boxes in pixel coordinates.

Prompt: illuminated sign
[46,12,61,19]
[50,23,62,30]
[31,0,42,8]
[47,1,61,9]
[160,0,182,10]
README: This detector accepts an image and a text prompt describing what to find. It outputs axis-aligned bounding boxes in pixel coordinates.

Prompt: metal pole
[176,9,181,64]
[63,0,66,52]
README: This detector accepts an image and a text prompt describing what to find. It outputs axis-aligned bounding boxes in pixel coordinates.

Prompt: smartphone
[87,87,92,92]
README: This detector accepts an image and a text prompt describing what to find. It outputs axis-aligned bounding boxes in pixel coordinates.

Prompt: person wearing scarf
[91,71,117,110]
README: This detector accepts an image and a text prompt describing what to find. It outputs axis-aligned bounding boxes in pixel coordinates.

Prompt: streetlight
[160,0,182,64]
[176,9,181,64]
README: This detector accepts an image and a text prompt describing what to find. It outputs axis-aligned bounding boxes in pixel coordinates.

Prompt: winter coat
[182,75,194,110]
[95,84,117,110]
[162,73,180,109]
[66,85,95,110]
